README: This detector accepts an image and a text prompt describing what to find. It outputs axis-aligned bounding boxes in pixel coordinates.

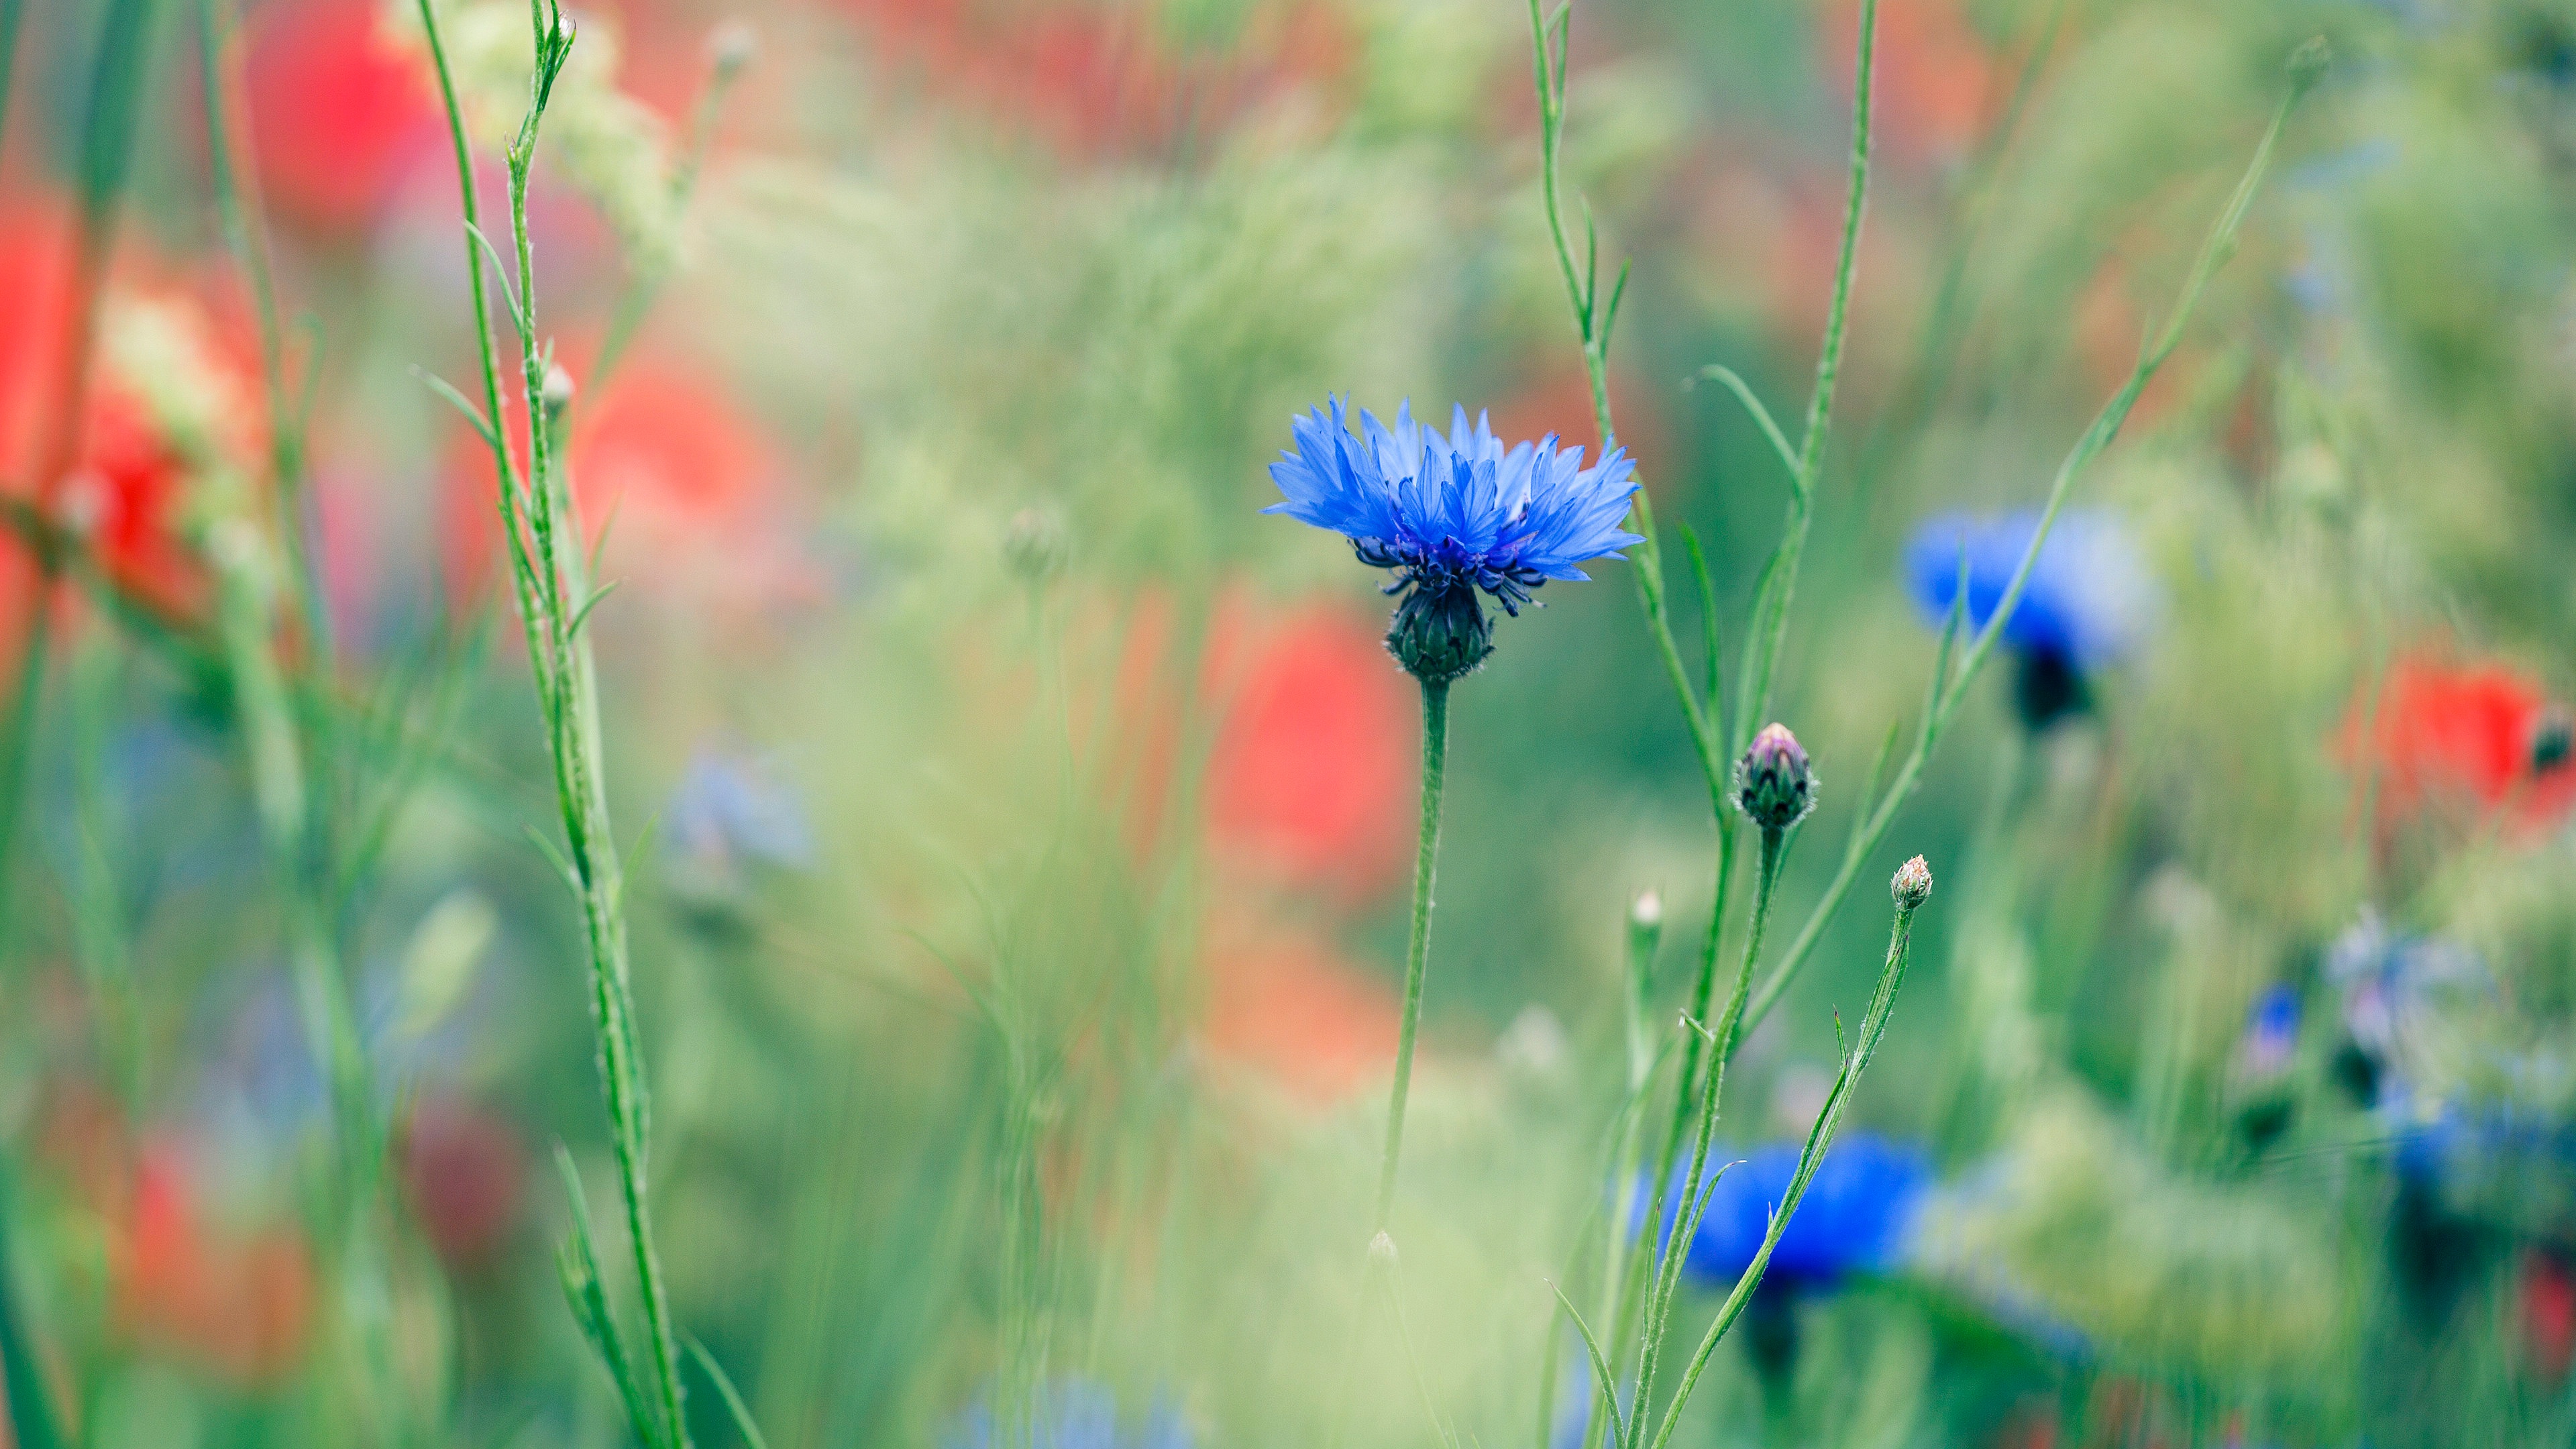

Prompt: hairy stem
[1374,677,1452,1234]
[1736,66,2312,1042]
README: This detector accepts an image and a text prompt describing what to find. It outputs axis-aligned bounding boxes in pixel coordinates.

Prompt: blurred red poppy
[243,0,442,241]
[439,358,813,612]
[0,199,261,622]
[1202,912,1398,1106]
[838,0,1352,158]
[399,1097,528,1273]
[1203,600,1413,905]
[2343,653,2576,833]
[113,1144,315,1387]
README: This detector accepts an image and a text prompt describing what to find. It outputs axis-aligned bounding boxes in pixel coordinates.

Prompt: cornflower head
[1640,1133,1931,1292]
[1265,397,1641,685]
[1903,508,2155,730]
[1736,723,1818,833]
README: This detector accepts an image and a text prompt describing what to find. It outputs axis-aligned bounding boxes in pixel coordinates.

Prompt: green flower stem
[3,0,160,962]
[195,0,329,659]
[0,0,22,156]
[1642,887,1922,1449]
[1734,62,2314,1045]
[1622,827,1782,1448]
[0,1159,61,1449]
[1735,0,1875,741]
[1373,677,1451,1236]
[413,0,692,1442]
[0,594,53,949]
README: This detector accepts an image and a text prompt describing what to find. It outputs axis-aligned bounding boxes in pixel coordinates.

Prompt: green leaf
[686,1336,774,1449]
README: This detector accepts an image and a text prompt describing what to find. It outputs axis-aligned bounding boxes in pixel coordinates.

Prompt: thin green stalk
[1373,677,1451,1234]
[412,1,696,1441]
[0,1159,61,1449]
[0,0,22,152]
[590,32,751,396]
[195,0,330,659]
[1640,888,1923,1449]
[1735,55,2318,1042]
[5,0,163,957]
[0,597,53,950]
[1735,0,1876,746]
[1624,827,1782,1448]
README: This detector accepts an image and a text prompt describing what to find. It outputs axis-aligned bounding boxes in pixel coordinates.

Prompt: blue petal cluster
[1640,1132,1930,1292]
[948,1379,1191,1449]
[1901,508,2153,672]
[1266,398,1640,679]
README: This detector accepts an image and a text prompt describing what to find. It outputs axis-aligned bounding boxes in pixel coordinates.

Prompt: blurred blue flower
[1902,509,2153,672]
[1266,398,1638,681]
[948,1379,1190,1449]
[2325,910,2482,1064]
[1645,1133,1930,1292]
[2240,984,2302,1078]
[664,747,813,905]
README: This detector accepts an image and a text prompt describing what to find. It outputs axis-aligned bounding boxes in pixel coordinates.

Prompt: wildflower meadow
[0,0,2571,1444]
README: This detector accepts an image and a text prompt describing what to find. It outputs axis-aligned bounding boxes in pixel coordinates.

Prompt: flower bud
[1367,1230,1399,1270]
[1735,723,1817,831]
[1630,889,1662,931]
[1385,580,1491,686]
[1003,506,1067,585]
[2286,36,2331,97]
[541,363,577,423]
[706,18,757,78]
[1891,855,1933,912]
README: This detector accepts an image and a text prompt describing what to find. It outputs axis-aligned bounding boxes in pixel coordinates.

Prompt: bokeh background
[3,0,2576,1444]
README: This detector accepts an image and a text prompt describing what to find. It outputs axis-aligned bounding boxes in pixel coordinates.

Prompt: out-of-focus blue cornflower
[2240,984,2303,1079]
[664,747,814,906]
[1645,1133,1930,1291]
[1902,509,2152,672]
[2325,909,2482,1065]
[947,1378,1190,1449]
[1266,397,1639,683]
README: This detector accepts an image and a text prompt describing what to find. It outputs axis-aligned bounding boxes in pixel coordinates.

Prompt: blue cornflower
[1265,397,1641,684]
[2240,983,2303,1079]
[663,746,813,911]
[947,1379,1191,1449]
[1902,508,2154,730]
[1643,1133,1929,1292]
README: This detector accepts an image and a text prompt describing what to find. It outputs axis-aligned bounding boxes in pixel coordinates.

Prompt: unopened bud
[541,364,577,422]
[1735,723,1817,832]
[1630,890,1661,930]
[2286,36,2331,97]
[1891,855,1933,912]
[706,19,757,78]
[1367,1230,1399,1270]
[1003,506,1067,584]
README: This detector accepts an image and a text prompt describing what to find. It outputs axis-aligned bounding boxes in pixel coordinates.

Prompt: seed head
[1735,723,1817,832]
[1891,855,1933,912]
